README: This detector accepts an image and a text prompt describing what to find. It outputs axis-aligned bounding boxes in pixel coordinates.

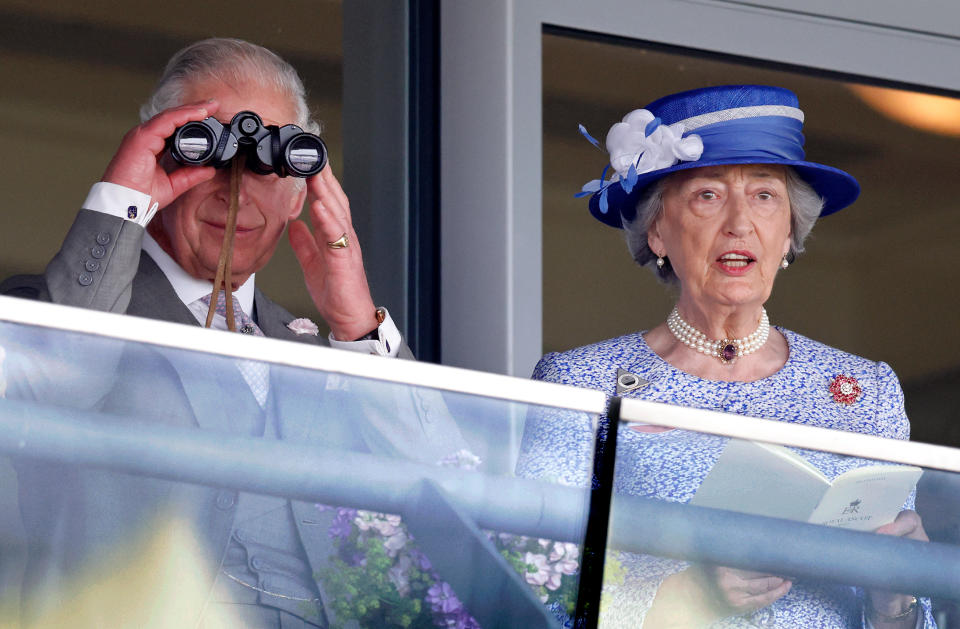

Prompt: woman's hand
[867,510,926,627]
[705,565,793,614]
[645,564,791,628]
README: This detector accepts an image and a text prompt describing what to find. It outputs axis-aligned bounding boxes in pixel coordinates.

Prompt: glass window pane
[0,3,344,330]
[603,398,960,627]
[542,32,960,450]
[0,305,602,627]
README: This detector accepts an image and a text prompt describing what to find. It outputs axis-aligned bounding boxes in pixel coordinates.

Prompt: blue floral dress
[517,328,934,628]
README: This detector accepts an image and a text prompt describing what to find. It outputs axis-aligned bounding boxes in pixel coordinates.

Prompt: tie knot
[200,290,231,315]
[199,291,262,336]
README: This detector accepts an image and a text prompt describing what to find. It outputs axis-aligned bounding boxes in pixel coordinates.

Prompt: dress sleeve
[862,361,936,628]
[874,361,909,441]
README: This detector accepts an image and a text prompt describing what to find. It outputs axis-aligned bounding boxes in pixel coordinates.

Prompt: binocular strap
[204,155,245,330]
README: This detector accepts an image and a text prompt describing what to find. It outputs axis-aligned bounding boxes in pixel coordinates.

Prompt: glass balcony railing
[0,295,958,628]
[0,296,604,629]
[608,398,960,628]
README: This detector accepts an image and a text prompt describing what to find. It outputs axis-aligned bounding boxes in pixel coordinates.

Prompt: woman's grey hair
[623,166,825,283]
[139,38,319,134]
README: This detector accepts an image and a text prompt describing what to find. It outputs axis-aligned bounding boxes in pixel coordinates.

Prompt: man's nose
[213,165,252,206]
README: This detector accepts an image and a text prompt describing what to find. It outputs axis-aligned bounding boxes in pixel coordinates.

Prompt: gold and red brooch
[829,375,862,405]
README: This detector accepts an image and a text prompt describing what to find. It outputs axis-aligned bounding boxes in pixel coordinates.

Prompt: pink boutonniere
[287,317,319,336]
[829,374,862,405]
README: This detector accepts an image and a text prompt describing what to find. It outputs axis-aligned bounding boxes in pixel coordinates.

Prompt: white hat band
[677,105,805,132]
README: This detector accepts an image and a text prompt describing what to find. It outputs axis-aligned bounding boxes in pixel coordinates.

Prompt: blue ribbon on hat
[692,117,805,162]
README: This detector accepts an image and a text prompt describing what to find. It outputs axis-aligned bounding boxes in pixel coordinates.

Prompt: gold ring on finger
[327,233,349,249]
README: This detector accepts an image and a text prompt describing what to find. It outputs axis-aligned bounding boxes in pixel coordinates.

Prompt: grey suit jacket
[3,208,464,626]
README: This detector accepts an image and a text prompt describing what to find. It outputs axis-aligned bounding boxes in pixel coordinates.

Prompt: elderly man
[9,38,398,355]
[3,38,464,628]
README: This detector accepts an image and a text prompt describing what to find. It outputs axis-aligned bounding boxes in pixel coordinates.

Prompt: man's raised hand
[101,100,220,209]
[289,166,379,341]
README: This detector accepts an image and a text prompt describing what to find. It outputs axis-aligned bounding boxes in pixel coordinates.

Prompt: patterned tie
[199,291,269,408]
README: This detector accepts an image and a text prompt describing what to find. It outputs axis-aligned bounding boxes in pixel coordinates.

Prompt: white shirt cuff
[327,308,402,357]
[82,182,158,227]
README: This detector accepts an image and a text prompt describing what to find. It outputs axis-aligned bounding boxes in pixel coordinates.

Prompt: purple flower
[437,610,481,629]
[328,518,352,541]
[455,611,482,629]
[349,552,367,567]
[426,582,463,615]
[410,548,432,571]
[328,508,358,541]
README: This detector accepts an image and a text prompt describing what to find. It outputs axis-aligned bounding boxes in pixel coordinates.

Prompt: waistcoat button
[215,491,236,510]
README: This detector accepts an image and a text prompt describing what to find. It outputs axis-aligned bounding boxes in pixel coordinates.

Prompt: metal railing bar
[0,296,606,414]
[609,493,960,601]
[620,397,960,474]
[1,399,957,602]
[0,399,589,542]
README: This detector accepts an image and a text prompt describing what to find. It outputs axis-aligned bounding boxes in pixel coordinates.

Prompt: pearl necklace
[667,307,770,364]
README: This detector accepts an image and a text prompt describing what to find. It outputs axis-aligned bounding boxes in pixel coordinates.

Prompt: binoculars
[169,110,327,178]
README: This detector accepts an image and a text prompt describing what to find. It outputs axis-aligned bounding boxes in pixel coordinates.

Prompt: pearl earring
[656,256,665,268]
[781,256,789,270]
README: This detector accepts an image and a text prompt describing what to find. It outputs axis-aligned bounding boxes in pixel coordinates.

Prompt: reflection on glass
[850,85,960,137]
[541,34,960,460]
[289,144,322,171]
[177,130,212,161]
[0,319,596,628]
[600,420,957,628]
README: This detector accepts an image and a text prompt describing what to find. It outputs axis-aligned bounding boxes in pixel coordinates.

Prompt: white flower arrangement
[577,108,704,215]
[604,109,703,179]
[316,449,581,627]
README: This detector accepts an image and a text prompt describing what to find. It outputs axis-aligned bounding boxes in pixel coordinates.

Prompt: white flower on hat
[577,109,704,215]
[605,109,703,179]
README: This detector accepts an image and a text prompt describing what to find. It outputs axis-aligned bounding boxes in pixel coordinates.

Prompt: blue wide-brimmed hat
[577,85,860,229]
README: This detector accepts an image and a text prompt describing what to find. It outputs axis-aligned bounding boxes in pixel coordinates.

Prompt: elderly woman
[517,85,933,628]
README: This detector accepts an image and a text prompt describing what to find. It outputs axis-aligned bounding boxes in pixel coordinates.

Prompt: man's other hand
[289,166,379,341]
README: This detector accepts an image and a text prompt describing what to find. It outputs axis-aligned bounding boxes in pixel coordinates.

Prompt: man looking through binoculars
[3,37,466,628]
[29,37,397,351]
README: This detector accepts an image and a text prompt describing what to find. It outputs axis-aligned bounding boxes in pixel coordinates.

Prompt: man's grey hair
[623,166,825,283]
[139,37,319,134]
